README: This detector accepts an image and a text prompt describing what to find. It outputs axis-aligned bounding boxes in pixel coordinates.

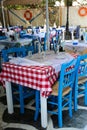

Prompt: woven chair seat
[78,76,87,84]
[52,81,71,96]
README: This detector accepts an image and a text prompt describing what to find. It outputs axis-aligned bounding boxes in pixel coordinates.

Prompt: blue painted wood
[2,46,26,62]
[1,46,35,114]
[35,58,77,127]
[74,54,87,111]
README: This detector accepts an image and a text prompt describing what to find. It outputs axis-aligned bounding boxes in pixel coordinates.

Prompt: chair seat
[52,81,71,96]
[78,76,87,84]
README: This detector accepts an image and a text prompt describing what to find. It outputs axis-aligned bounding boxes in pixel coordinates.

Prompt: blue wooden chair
[1,46,35,113]
[1,46,26,62]
[34,58,77,128]
[74,54,87,111]
[20,34,40,54]
[0,36,7,40]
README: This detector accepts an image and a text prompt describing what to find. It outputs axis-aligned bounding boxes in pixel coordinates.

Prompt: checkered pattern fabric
[70,52,79,58]
[1,63,57,97]
[0,53,78,97]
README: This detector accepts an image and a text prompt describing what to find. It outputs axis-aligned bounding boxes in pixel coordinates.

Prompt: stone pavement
[0,86,87,130]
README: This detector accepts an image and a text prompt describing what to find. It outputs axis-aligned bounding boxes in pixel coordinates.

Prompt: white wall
[61,6,87,27]
[8,9,46,28]
[8,6,87,28]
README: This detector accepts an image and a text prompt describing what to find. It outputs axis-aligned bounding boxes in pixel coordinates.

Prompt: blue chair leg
[58,98,62,128]
[69,91,72,117]
[73,84,78,111]
[74,94,78,111]
[19,85,24,114]
[85,82,87,105]
[34,90,40,121]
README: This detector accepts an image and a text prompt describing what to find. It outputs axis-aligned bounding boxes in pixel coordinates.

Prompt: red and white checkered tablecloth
[0,63,57,97]
[0,52,78,97]
[69,52,79,58]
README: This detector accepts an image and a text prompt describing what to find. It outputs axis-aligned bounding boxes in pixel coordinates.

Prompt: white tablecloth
[64,40,87,53]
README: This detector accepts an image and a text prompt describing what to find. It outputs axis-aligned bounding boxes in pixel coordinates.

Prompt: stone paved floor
[0,86,87,130]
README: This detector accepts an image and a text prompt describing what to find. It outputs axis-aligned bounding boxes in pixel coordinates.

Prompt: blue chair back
[78,54,87,76]
[59,59,77,91]
[19,30,26,38]
[74,54,87,83]
[0,36,7,40]
[2,46,26,62]
[49,58,77,127]
[74,54,87,111]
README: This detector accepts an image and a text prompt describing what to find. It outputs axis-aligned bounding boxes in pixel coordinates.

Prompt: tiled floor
[0,86,87,130]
